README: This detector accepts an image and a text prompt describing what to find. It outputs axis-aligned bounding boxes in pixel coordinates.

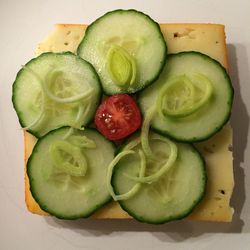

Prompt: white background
[0,0,250,249]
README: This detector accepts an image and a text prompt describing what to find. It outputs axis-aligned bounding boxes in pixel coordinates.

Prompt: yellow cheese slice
[25,23,234,222]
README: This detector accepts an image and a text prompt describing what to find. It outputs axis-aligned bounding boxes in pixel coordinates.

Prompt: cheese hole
[66,31,71,35]
[173,29,195,39]
[64,42,69,46]
[219,189,226,195]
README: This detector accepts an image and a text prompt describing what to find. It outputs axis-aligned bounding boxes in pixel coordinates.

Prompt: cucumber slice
[77,9,167,95]
[12,52,101,138]
[27,127,115,219]
[112,132,206,224]
[138,52,234,142]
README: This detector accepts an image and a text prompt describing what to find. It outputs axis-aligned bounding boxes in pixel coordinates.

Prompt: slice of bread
[24,23,234,222]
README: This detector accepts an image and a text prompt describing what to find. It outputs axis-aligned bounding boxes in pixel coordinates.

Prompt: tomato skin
[94,94,142,141]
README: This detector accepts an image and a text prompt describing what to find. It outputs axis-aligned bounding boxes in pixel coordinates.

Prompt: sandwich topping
[12,9,233,223]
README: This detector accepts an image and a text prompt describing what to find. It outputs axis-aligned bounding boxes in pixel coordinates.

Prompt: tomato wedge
[94,94,142,140]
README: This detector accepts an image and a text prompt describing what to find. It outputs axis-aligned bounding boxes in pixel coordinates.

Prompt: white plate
[1,0,250,249]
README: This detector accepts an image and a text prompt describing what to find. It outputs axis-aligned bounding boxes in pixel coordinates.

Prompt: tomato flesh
[94,94,142,140]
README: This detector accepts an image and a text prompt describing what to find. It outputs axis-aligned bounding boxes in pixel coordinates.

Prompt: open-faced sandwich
[12,9,234,224]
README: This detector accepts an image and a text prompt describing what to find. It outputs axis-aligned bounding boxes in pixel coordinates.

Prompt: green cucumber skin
[138,51,234,142]
[77,9,168,95]
[12,52,102,138]
[112,135,207,224]
[27,126,115,219]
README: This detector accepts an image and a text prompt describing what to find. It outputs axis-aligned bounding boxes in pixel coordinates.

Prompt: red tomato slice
[94,94,142,141]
